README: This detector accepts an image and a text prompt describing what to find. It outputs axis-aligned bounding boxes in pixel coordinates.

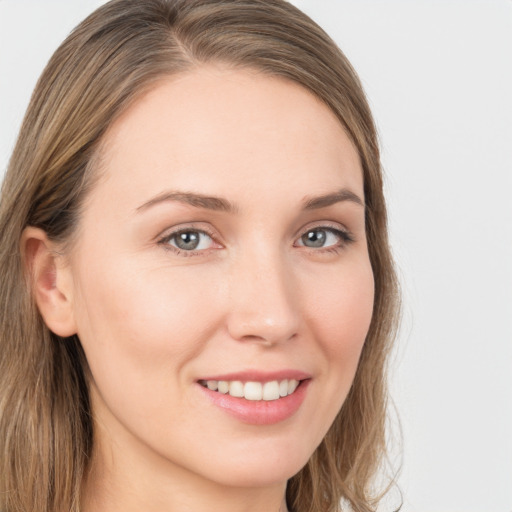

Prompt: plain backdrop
[1,1,511,511]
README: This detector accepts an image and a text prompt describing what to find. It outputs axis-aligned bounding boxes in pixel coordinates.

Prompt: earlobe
[21,227,78,337]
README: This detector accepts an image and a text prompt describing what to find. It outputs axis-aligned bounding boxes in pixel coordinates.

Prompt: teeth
[207,380,218,391]
[201,378,301,401]
[288,379,299,394]
[244,382,263,401]
[229,381,244,398]
[262,381,280,400]
[218,381,229,394]
[279,379,288,397]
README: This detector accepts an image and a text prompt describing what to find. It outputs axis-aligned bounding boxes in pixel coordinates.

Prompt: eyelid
[157,224,222,255]
[156,220,355,257]
[294,222,355,249]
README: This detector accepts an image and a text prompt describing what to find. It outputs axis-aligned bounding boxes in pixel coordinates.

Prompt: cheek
[71,256,228,450]
[71,255,220,392]
[309,261,374,356]
[303,258,375,415]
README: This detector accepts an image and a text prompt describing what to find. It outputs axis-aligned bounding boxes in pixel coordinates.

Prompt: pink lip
[196,370,311,426]
[198,369,311,383]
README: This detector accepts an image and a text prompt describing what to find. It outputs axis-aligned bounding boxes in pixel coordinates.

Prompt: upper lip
[198,369,311,383]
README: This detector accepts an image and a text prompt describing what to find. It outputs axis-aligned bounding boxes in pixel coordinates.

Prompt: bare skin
[25,66,374,511]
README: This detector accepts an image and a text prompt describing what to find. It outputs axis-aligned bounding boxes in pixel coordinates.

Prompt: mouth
[198,378,301,401]
[197,372,311,425]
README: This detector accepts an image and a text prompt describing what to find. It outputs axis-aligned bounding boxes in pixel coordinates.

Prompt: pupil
[303,230,326,248]
[176,232,200,250]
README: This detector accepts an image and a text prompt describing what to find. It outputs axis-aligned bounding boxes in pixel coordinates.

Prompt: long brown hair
[0,1,400,511]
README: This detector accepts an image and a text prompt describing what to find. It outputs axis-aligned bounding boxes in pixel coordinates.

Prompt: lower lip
[198,380,310,425]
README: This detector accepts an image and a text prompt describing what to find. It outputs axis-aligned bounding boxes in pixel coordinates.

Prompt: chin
[186,436,315,489]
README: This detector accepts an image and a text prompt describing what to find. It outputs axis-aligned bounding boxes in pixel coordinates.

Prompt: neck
[81,420,289,512]
[83,467,288,512]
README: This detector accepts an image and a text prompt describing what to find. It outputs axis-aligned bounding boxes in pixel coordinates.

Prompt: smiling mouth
[198,379,301,401]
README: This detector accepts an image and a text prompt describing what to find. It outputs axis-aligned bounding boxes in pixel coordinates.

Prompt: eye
[162,229,215,252]
[296,227,353,249]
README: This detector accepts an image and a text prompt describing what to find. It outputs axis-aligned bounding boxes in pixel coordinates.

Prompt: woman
[0,0,400,511]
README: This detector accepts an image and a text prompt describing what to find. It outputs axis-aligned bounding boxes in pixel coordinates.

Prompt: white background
[1,1,511,511]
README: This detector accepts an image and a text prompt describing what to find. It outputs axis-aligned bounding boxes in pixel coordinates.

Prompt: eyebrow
[136,187,364,214]
[303,189,364,210]
[136,191,237,213]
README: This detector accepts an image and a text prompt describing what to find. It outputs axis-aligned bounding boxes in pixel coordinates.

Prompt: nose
[225,248,300,346]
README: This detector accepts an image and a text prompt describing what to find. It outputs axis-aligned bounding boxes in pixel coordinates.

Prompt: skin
[26,67,374,512]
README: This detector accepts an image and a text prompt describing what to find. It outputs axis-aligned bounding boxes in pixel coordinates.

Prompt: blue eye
[297,227,351,249]
[165,230,214,251]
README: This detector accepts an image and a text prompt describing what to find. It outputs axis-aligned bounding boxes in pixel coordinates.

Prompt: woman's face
[66,67,374,489]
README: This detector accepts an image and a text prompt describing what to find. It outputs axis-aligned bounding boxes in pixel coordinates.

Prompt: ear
[21,227,78,337]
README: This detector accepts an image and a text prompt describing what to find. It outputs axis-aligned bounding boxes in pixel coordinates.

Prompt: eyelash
[158,226,218,257]
[157,224,355,257]
[295,225,355,254]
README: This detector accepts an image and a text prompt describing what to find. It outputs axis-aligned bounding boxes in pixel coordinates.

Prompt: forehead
[90,66,363,211]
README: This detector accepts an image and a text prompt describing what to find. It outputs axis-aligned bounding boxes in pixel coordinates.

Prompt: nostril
[233,329,298,347]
